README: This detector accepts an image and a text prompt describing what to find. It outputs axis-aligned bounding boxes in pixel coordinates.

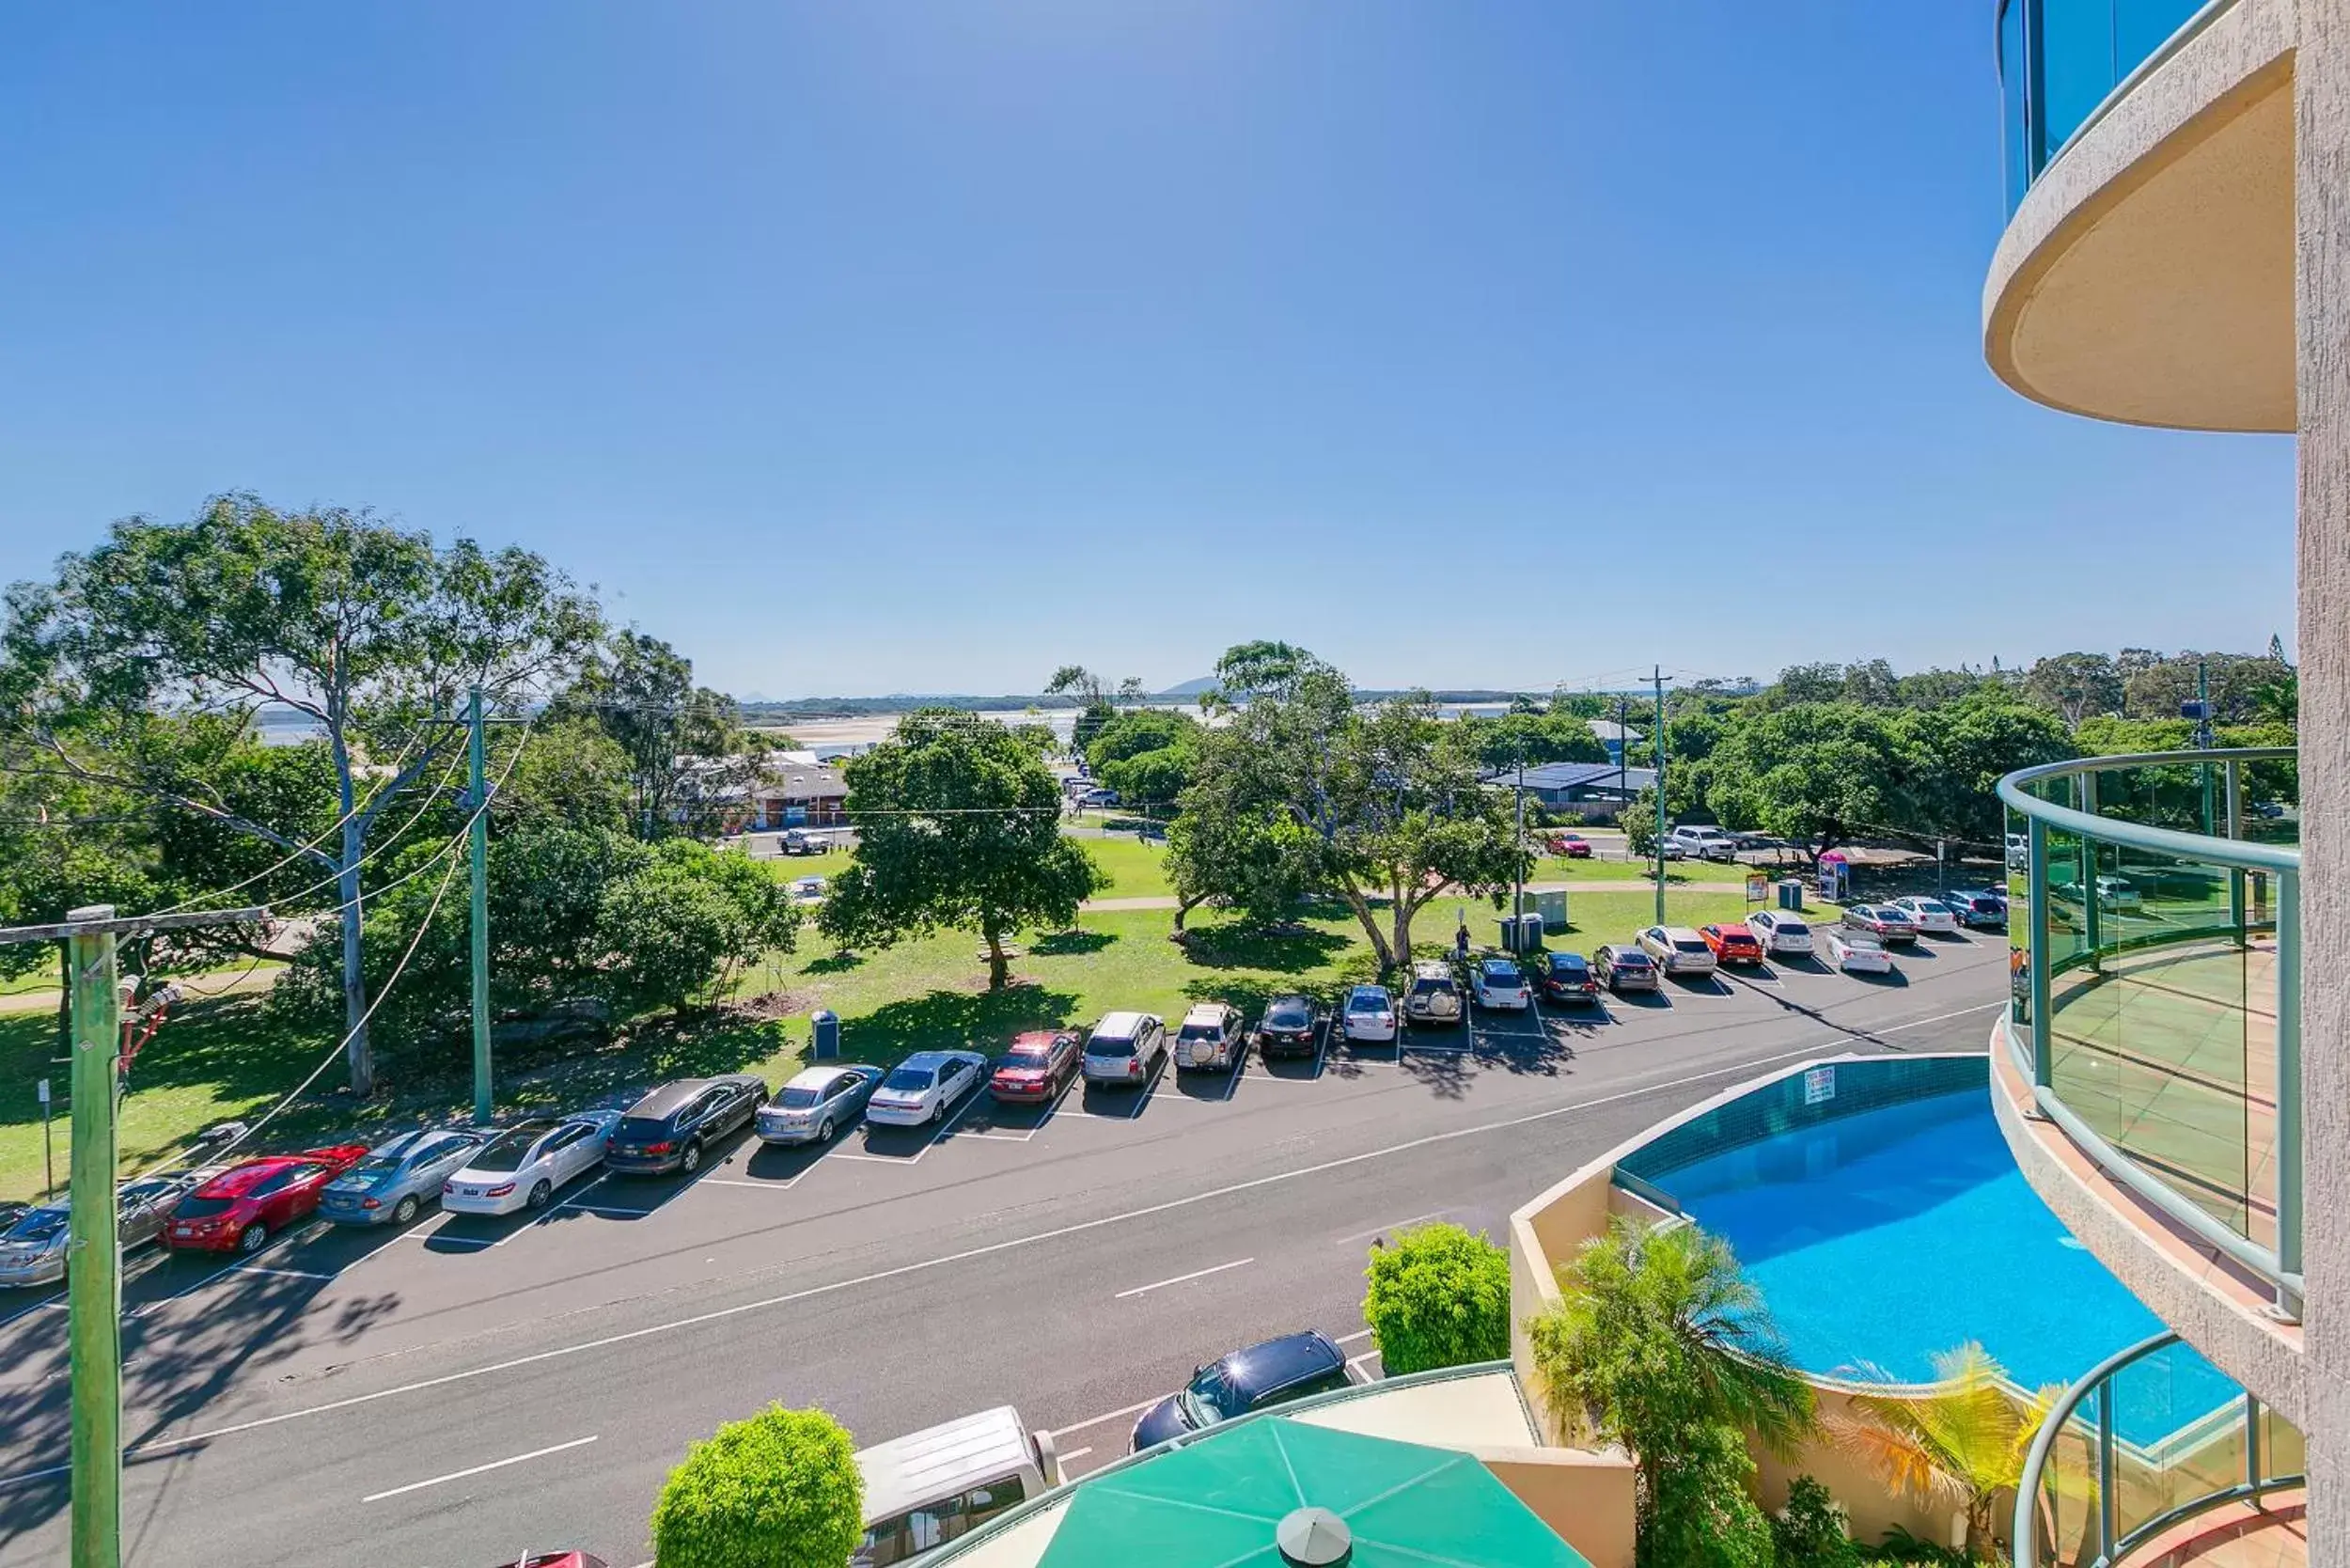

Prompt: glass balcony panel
[2000,0,2233,206]
[2105,1341,2243,1548]
[2257,1402,2305,1482]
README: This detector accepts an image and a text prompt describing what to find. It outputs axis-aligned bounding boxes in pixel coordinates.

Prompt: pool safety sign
[1803,1065,1836,1105]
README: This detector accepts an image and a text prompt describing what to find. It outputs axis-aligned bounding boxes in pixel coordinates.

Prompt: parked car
[1943,889,2009,930]
[0,1176,193,1288]
[441,1111,621,1216]
[320,1128,489,1227]
[759,1064,885,1144]
[1841,904,1919,946]
[1079,787,1120,808]
[493,1556,608,1568]
[1666,824,1740,862]
[987,1032,1084,1104]
[1545,831,1593,858]
[778,828,822,855]
[791,875,828,902]
[854,1407,1058,1568]
[1538,950,1599,1003]
[1699,923,1765,965]
[1591,944,1659,993]
[1887,896,1961,934]
[1338,984,1398,1044]
[606,1074,769,1175]
[1172,1003,1246,1073]
[1743,910,1815,957]
[1402,960,1464,1027]
[1081,1011,1167,1087]
[1252,996,1323,1058]
[163,1145,370,1253]
[1637,925,1718,979]
[1470,956,1531,1011]
[1131,1331,1352,1451]
[1825,930,1895,975]
[2096,874,2143,909]
[869,1050,988,1125]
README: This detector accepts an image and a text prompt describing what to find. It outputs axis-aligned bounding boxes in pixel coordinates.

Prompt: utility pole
[1512,736,1527,947]
[467,685,493,1124]
[2197,658,2216,839]
[1653,666,1668,926]
[0,902,267,1568]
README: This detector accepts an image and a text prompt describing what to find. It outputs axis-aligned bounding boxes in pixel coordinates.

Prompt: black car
[1252,996,1324,1058]
[1590,944,1659,994]
[1944,889,2009,930]
[605,1074,769,1175]
[1131,1331,1351,1450]
[1539,950,1600,1003]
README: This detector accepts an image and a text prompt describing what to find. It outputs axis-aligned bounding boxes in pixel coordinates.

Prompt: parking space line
[1114,1257,1253,1299]
[1220,1044,1247,1101]
[230,1265,337,1282]
[1334,1328,1375,1344]
[0,1292,65,1331]
[361,1435,598,1503]
[1048,1397,1167,1439]
[562,1202,660,1218]
[1059,1446,1095,1465]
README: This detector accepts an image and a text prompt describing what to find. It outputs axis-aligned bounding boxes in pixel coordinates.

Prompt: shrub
[1639,1423,1775,1568]
[1363,1222,1512,1374]
[650,1404,863,1568]
[1772,1475,1856,1568]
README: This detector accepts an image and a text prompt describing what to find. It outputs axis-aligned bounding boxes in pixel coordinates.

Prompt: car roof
[1712,922,1753,936]
[1479,956,1519,971]
[854,1407,1037,1526]
[1218,1331,1342,1393]
[1092,1011,1149,1036]
[1182,1003,1234,1023]
[1346,983,1387,999]
[625,1079,713,1118]
[1265,993,1312,1009]
[898,1051,964,1071]
[1660,925,1703,939]
[1009,1029,1076,1048]
[196,1155,308,1196]
[1548,951,1589,967]
[784,1065,860,1090]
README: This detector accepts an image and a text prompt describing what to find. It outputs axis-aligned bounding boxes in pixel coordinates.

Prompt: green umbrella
[1035,1417,1591,1568]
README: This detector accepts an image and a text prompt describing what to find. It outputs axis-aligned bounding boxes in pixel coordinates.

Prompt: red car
[161,1146,369,1255]
[990,1029,1084,1104]
[1699,923,1765,965]
[1547,832,1592,858]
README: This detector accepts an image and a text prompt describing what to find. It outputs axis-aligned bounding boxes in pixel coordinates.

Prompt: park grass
[1528,854,1762,886]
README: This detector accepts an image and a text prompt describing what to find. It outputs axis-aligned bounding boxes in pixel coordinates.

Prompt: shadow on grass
[1029,930,1116,958]
[1176,921,1350,974]
[804,952,866,975]
[851,982,1084,1060]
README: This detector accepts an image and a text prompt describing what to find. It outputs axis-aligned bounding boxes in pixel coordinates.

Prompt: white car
[1339,984,1398,1043]
[1082,1011,1167,1086]
[1637,925,1717,979]
[1888,896,1960,933]
[441,1109,621,1215]
[1666,825,1740,862]
[867,1050,988,1126]
[791,875,828,902]
[2096,875,2142,909]
[1744,910,1814,956]
[1825,930,1894,975]
[1172,1003,1245,1072]
[1469,957,1531,1011]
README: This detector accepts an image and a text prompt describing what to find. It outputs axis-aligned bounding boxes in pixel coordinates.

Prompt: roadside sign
[1745,873,1767,904]
[1804,1065,1836,1105]
[37,1078,49,1105]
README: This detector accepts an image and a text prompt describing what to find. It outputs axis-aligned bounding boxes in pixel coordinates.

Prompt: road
[0,933,2011,1568]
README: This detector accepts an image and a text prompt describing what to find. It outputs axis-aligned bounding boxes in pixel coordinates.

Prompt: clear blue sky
[0,3,2295,697]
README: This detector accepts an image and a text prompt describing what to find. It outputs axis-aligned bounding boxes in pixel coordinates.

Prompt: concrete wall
[1752,1388,1954,1552]
[2298,2,2350,1560]
[1477,1445,1637,1568]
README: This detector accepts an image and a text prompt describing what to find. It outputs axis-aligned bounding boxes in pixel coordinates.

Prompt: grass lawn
[1529,855,1764,886]
[757,832,1173,901]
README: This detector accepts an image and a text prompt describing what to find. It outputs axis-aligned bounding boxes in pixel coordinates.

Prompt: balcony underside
[1984,0,2295,432]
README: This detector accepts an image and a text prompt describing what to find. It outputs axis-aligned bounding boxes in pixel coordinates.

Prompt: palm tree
[1525,1215,1816,1503]
[1826,1342,2074,1558]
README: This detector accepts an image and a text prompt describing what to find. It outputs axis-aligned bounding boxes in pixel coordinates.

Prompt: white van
[853,1406,1061,1566]
[1666,824,1739,862]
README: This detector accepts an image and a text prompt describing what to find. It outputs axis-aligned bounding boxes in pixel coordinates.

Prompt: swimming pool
[1633,1073,2236,1447]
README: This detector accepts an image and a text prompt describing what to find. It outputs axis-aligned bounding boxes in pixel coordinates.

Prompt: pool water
[1653,1088,2236,1445]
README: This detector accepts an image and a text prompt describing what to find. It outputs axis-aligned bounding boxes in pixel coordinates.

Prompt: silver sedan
[319,1128,491,1227]
[0,1176,192,1289]
[756,1064,885,1145]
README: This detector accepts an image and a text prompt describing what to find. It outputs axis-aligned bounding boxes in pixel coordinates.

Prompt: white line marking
[1332,1212,1450,1246]
[360,1435,598,1503]
[1333,1328,1374,1344]
[0,1463,68,1489]
[1048,1397,1167,1438]
[412,1232,495,1248]
[562,1203,659,1218]
[953,1130,1033,1143]
[230,1265,337,1282]
[828,1151,904,1163]
[1222,1044,1246,1102]
[0,1293,65,1331]
[1346,1351,1382,1372]
[1114,1257,1254,1299]
[1059,1446,1094,1464]
[66,1020,1997,1467]
[697,1177,786,1189]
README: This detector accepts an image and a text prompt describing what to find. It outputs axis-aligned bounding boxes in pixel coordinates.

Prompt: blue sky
[0,3,2295,697]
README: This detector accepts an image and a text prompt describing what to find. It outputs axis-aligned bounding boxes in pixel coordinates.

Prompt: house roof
[1486,762,1657,793]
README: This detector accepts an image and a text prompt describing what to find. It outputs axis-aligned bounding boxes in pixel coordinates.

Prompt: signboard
[1816,861,1849,903]
[1803,1065,1836,1106]
[36,1078,48,1106]
[1745,873,1768,904]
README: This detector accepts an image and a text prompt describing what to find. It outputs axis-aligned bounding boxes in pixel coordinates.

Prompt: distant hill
[1155,676,1218,698]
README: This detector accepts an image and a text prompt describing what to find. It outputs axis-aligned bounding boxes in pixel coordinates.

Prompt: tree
[1207,640,1321,707]
[1165,724,1321,931]
[599,840,801,1017]
[1641,1423,1778,1568]
[1084,708,1198,773]
[1826,1342,2070,1558]
[2022,652,2123,726]
[1904,692,2074,849]
[650,1404,864,1568]
[499,716,635,834]
[0,494,603,1095]
[1044,665,1119,753]
[819,711,1103,987]
[1705,703,1916,864]
[550,631,760,840]
[1362,1223,1512,1374]
[1460,712,1607,774]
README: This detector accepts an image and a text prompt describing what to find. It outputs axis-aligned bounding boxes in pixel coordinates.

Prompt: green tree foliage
[2021,652,2123,726]
[1086,708,1201,810]
[1207,640,1320,707]
[820,711,1103,988]
[1362,1223,1512,1375]
[0,494,603,1095]
[1771,1476,1858,1568]
[1165,723,1322,931]
[650,1404,864,1568]
[1641,1422,1778,1568]
[600,840,802,1018]
[549,631,760,840]
[1525,1215,1814,1543]
[1461,712,1608,773]
[1705,703,1914,863]
[498,715,635,834]
[1903,693,2074,849]
[1044,665,1121,753]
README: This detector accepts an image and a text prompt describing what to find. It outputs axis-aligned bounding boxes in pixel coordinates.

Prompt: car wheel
[526,1180,553,1211]
[391,1194,420,1227]
[930,1098,945,1124]
[237,1222,269,1255]
[817,1117,835,1143]
[681,1140,702,1175]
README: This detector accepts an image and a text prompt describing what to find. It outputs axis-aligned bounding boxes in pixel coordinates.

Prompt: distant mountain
[1155,676,1219,698]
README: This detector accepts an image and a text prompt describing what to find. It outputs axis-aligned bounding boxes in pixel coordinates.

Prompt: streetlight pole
[1512,737,1527,949]
[467,686,493,1123]
[1653,667,1668,927]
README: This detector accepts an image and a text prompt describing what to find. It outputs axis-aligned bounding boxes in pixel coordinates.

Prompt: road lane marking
[1333,1328,1374,1344]
[230,1265,337,1282]
[561,1203,659,1218]
[1114,1257,1254,1299]
[1332,1213,1450,1246]
[0,1463,68,1489]
[360,1435,598,1503]
[1059,1446,1093,1464]
[1047,1398,1167,1438]
[60,1014,1998,1467]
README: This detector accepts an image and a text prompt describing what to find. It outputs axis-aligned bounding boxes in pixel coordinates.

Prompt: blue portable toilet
[811,1010,840,1060]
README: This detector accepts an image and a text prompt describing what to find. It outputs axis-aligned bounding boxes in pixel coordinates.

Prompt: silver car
[319,1128,490,1227]
[758,1064,885,1145]
[0,1177,192,1289]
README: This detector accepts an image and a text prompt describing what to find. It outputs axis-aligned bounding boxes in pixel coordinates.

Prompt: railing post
[2079,773,2102,969]
[2274,869,2302,1320]
[2227,760,2247,943]
[2096,1383,2118,1560]
[2029,814,2054,1090]
[2245,1392,2263,1489]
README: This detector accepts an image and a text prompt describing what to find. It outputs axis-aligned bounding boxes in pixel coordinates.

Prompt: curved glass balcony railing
[2014,1330,2304,1568]
[1998,749,2300,1313]
[1998,0,2234,209]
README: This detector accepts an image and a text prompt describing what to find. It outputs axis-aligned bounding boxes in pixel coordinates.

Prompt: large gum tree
[0,494,602,1095]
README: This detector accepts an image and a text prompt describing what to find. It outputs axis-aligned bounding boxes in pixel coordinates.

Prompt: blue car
[319,1128,490,1227]
[1131,1332,1351,1451]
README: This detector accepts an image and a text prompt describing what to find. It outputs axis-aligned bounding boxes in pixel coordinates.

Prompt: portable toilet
[811,1009,840,1060]
[1778,879,1806,911]
[1531,888,1569,933]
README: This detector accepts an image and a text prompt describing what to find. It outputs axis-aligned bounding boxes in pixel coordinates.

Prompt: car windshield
[1673,939,1708,954]
[1778,921,1810,935]
[1912,901,1948,915]
[1182,1360,1249,1423]
[172,1196,238,1220]
[1266,1003,1310,1027]
[883,1067,936,1090]
[1086,1036,1135,1058]
[617,1116,674,1142]
[1615,951,1652,967]
[6,1208,68,1243]
[351,1154,404,1176]
[779,1086,825,1108]
[470,1129,545,1173]
[1849,935,1883,950]
[1481,964,1522,983]
[1000,1048,1052,1069]
[1347,992,1386,1012]
[1549,956,1586,973]
[1408,978,1452,995]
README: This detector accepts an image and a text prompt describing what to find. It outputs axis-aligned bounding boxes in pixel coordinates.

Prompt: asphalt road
[0,933,2012,1568]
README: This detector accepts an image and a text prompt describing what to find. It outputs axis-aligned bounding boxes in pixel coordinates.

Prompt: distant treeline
[737,688,1609,721]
